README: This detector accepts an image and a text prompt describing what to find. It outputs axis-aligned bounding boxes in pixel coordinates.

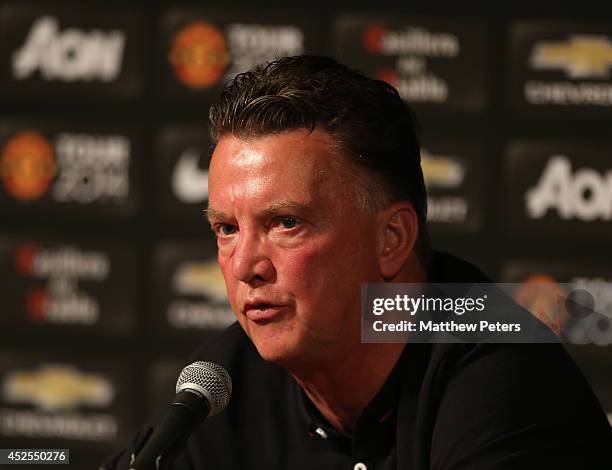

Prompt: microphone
[129,361,232,470]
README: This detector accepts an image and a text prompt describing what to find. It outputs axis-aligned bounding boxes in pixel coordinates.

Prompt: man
[105,55,611,469]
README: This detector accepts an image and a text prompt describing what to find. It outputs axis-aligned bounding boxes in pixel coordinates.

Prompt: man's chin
[251,340,294,364]
[250,336,305,369]
[238,319,309,366]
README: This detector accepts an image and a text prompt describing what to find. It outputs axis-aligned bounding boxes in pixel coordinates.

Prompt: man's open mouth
[246,303,275,311]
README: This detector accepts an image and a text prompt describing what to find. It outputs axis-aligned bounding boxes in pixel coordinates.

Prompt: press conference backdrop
[1,0,612,466]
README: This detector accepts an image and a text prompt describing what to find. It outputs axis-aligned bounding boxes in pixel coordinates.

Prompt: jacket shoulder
[425,342,612,469]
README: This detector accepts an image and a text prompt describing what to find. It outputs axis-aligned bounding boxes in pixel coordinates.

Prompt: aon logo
[526,155,612,221]
[12,16,125,82]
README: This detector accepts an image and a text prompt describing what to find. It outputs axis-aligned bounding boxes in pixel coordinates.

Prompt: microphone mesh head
[176,361,232,416]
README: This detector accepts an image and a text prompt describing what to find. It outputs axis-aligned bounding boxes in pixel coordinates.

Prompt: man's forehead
[210,128,344,175]
[207,128,361,216]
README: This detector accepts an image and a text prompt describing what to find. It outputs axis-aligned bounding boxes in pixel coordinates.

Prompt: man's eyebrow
[259,201,314,217]
[203,208,229,223]
[204,201,316,223]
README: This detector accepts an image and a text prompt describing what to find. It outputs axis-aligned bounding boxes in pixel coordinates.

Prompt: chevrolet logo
[2,364,114,411]
[529,35,612,79]
[173,260,228,302]
[421,149,465,189]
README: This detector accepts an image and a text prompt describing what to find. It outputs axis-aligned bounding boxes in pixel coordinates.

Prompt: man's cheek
[219,274,240,314]
[286,237,338,267]
[282,249,331,283]
[285,250,342,299]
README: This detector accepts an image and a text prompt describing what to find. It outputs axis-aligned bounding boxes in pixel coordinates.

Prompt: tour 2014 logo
[0,131,56,201]
[0,129,132,206]
[168,21,230,89]
[526,155,612,222]
[166,17,306,91]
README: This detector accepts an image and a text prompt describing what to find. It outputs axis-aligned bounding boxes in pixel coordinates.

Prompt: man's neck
[292,342,405,435]
[291,255,426,435]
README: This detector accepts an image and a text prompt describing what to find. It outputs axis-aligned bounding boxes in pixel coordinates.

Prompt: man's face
[207,128,381,367]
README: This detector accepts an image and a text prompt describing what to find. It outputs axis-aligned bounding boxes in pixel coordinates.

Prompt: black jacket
[104,253,612,469]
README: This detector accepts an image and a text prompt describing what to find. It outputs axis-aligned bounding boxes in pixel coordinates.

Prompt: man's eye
[279,216,299,229]
[216,224,237,236]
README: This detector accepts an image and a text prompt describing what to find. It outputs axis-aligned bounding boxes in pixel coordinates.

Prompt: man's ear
[377,201,419,280]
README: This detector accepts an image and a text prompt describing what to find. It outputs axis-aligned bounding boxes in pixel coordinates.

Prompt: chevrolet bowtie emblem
[529,35,612,79]
[421,150,465,189]
[2,364,114,411]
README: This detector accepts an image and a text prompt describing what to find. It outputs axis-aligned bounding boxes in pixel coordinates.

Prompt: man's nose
[231,232,275,285]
